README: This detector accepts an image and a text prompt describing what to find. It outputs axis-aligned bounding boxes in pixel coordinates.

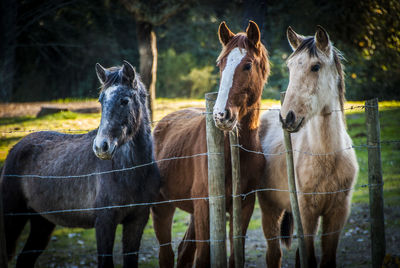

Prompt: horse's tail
[280,211,294,249]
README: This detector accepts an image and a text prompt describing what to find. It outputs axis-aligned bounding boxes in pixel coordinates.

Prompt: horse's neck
[238,104,261,149]
[302,110,347,154]
[113,124,153,168]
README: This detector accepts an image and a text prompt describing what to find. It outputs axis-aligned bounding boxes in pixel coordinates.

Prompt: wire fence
[2,139,398,217]
[1,104,399,217]
[1,103,399,265]
[0,104,374,135]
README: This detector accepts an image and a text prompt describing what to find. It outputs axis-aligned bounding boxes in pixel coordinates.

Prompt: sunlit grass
[347,108,400,205]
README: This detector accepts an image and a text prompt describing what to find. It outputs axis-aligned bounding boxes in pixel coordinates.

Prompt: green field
[1,99,399,267]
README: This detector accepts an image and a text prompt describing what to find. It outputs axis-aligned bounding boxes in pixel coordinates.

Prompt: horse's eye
[243,63,252,71]
[311,64,320,72]
[120,98,129,106]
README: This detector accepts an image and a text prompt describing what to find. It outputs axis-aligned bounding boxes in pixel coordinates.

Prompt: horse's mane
[216,33,270,83]
[288,37,346,114]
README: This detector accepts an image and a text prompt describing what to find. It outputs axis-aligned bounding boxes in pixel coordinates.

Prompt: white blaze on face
[103,85,118,102]
[93,85,118,152]
[214,47,247,118]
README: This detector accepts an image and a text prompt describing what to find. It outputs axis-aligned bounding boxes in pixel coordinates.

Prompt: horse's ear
[218,21,235,46]
[287,26,305,51]
[246,20,260,47]
[121,60,136,87]
[315,25,331,54]
[95,63,107,84]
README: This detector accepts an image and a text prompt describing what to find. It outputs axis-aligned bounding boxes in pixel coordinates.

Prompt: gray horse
[1,61,160,268]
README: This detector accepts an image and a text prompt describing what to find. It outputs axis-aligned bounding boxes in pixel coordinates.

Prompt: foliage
[262,49,289,99]
[1,0,399,102]
[11,0,139,101]
[157,48,196,98]
[182,65,218,98]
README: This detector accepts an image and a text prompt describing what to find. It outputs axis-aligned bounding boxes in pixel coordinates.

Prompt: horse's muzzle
[279,110,304,133]
[213,109,237,131]
[93,137,116,160]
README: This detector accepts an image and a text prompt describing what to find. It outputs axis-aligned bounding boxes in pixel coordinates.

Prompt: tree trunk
[136,21,157,121]
[0,0,17,102]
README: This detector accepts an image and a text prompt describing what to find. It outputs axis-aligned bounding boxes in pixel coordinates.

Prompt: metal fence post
[281,92,308,268]
[365,98,386,268]
[205,92,227,268]
[229,127,244,268]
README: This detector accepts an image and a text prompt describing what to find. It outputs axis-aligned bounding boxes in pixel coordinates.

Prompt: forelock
[99,66,122,93]
[288,37,318,60]
[217,34,247,63]
[216,33,269,82]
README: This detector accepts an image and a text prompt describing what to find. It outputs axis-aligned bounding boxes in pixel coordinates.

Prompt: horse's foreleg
[95,214,117,268]
[15,215,55,268]
[151,202,176,268]
[258,192,284,268]
[177,214,196,268]
[320,203,349,268]
[122,207,150,268]
[193,199,211,268]
[228,193,255,268]
[4,214,28,262]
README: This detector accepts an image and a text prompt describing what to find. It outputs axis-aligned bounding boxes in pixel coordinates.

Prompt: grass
[346,107,400,205]
[1,98,399,266]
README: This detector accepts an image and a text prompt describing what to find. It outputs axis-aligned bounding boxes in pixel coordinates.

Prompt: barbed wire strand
[5,181,380,217]
[4,141,398,181]
[0,104,381,134]
[5,195,225,216]
[2,152,219,179]
[14,227,352,259]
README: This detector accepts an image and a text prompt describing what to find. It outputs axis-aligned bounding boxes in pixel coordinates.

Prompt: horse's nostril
[102,141,109,152]
[286,110,296,125]
[224,109,231,120]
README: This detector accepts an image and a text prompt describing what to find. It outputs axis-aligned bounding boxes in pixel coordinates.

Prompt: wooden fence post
[0,177,8,268]
[229,127,244,268]
[281,92,308,268]
[205,92,227,268]
[365,98,386,268]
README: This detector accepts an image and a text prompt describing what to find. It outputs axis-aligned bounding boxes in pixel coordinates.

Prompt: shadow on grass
[0,136,23,147]
[0,116,36,126]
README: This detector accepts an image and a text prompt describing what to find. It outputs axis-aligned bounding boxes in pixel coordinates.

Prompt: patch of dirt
[0,101,100,118]
[244,203,400,267]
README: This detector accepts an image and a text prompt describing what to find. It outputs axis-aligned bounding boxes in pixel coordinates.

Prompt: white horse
[258,26,359,267]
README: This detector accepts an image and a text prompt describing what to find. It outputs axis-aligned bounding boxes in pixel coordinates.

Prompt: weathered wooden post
[0,179,8,267]
[205,92,227,267]
[365,98,386,268]
[281,92,308,268]
[229,127,244,268]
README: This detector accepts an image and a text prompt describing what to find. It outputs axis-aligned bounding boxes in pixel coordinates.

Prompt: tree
[119,0,189,120]
[0,0,17,102]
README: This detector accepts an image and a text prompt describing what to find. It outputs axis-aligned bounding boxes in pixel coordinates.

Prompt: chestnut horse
[151,21,269,267]
[258,26,358,267]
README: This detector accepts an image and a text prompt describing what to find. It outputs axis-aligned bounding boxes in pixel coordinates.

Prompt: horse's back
[1,130,100,227]
[3,130,98,176]
[259,108,285,157]
[153,108,207,212]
